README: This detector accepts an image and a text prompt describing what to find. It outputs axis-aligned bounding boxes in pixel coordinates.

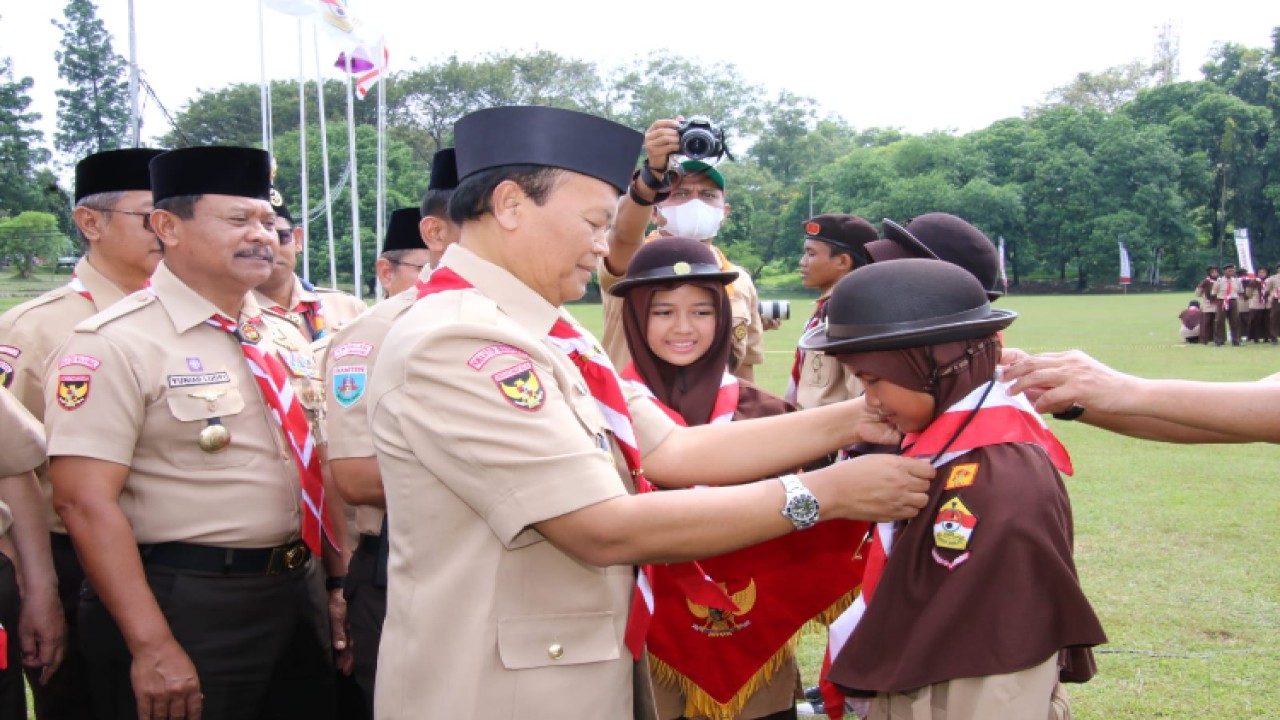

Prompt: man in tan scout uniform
[789,214,878,410]
[0,388,65,718]
[44,146,346,720]
[0,147,162,719]
[600,118,767,379]
[255,192,367,343]
[367,106,933,720]
[324,148,458,720]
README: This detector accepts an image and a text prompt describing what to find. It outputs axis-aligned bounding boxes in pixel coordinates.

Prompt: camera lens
[681,129,715,160]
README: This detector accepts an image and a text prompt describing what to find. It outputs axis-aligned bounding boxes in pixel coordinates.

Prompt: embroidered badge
[466,344,527,370]
[733,323,748,341]
[688,579,755,637]
[277,349,318,379]
[0,345,20,358]
[331,342,373,361]
[934,496,978,551]
[239,322,262,344]
[0,360,12,389]
[186,357,204,372]
[332,366,367,408]
[492,361,544,411]
[58,354,101,370]
[167,371,232,388]
[56,374,91,410]
[944,463,979,490]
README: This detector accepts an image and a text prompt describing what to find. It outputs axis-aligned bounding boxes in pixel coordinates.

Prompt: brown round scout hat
[799,258,1016,354]
[608,236,738,297]
[871,213,1004,300]
[802,214,878,266]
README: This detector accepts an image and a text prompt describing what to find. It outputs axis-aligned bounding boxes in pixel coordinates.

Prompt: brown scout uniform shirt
[369,245,676,720]
[599,250,765,373]
[322,285,421,537]
[0,387,47,537]
[0,257,133,532]
[794,291,862,410]
[43,262,323,548]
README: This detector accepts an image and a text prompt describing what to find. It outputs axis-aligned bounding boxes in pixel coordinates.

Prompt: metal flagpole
[375,71,386,298]
[344,54,362,300]
[127,0,140,146]
[313,27,338,289]
[297,19,310,282]
[257,0,270,152]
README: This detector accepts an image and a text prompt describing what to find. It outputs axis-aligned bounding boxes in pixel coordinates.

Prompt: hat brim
[799,308,1017,354]
[608,266,739,297]
[879,220,1006,300]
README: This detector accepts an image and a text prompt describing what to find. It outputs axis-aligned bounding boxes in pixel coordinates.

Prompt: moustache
[235,247,275,263]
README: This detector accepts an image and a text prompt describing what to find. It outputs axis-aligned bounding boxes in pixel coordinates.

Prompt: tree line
[1,2,1277,292]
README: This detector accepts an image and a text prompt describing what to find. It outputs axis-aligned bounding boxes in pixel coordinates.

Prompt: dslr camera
[678,115,729,161]
[758,300,790,321]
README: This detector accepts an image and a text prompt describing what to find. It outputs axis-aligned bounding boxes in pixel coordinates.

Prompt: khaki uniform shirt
[44,262,322,548]
[369,245,675,720]
[598,247,765,373]
[322,287,420,536]
[1246,278,1270,310]
[255,277,368,344]
[1212,277,1244,310]
[0,387,47,537]
[794,291,862,410]
[0,257,132,531]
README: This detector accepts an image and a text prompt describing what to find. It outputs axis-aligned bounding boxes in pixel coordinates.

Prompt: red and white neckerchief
[204,314,338,556]
[1222,279,1236,311]
[786,297,829,404]
[68,274,93,302]
[816,376,1072,718]
[620,364,739,428]
[417,266,735,659]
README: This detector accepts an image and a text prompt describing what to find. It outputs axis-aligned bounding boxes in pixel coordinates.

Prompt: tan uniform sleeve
[597,258,631,369]
[324,318,389,460]
[0,314,50,420]
[0,387,45,476]
[44,332,145,466]
[739,276,765,366]
[384,326,628,548]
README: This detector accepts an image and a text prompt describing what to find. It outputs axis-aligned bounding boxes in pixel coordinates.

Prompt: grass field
[5,271,1278,718]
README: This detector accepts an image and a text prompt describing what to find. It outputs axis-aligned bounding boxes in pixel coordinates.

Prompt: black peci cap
[382,207,427,252]
[428,148,459,191]
[453,106,643,193]
[800,259,1016,354]
[150,146,272,204]
[75,148,165,202]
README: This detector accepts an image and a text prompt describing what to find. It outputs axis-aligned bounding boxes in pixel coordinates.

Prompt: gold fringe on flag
[800,585,860,637]
[649,640,792,720]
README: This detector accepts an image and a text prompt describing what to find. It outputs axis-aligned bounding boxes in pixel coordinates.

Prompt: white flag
[997,236,1008,292]
[1235,229,1253,274]
[1118,242,1131,285]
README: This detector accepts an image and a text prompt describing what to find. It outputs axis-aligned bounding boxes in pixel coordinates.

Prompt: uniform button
[547,643,564,661]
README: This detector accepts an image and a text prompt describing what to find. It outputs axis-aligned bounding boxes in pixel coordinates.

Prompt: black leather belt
[139,541,311,576]
[356,533,381,555]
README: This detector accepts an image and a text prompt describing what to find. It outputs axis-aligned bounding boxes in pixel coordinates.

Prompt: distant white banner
[1235,229,1253,274]
[1118,241,1131,285]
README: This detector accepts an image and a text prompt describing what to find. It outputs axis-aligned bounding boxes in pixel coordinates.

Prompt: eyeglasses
[391,259,426,271]
[276,228,295,245]
[103,208,154,232]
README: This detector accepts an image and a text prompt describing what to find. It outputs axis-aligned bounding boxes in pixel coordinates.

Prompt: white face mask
[660,199,724,241]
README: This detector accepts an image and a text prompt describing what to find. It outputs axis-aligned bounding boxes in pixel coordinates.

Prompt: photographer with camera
[599,117,770,381]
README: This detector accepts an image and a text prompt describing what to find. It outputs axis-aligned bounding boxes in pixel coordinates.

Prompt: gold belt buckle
[283,544,308,570]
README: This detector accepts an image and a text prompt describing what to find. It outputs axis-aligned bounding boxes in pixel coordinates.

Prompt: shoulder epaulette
[73,291,157,333]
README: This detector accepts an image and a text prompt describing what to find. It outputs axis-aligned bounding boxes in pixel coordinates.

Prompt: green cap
[680,160,725,190]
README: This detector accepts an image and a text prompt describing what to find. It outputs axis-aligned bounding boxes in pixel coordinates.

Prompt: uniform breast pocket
[496,612,620,669]
[163,384,253,470]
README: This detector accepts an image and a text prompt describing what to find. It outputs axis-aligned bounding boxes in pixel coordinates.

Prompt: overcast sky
[2,0,1276,162]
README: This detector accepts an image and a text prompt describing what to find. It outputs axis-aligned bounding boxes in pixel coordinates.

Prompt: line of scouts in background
[0,107,1097,720]
[1184,263,1280,346]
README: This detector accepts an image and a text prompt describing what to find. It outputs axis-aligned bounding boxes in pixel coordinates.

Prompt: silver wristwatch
[779,475,820,530]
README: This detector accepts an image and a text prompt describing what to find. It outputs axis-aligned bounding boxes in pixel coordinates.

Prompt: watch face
[787,494,820,527]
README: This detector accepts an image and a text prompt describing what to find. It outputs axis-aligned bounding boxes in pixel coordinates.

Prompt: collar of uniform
[150,261,261,333]
[74,256,131,309]
[440,245,562,335]
[293,275,319,303]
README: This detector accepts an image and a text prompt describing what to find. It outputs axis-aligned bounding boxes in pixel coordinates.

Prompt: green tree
[52,0,130,158]
[1043,61,1154,112]
[0,56,50,215]
[0,211,67,278]
[604,51,765,138]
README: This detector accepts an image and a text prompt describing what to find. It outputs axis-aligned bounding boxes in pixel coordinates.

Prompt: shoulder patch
[467,344,528,370]
[332,366,368,407]
[75,291,155,332]
[58,353,102,371]
[0,359,13,388]
[934,495,978,551]
[733,322,748,341]
[492,361,544,411]
[0,345,20,358]
[944,463,979,490]
[56,374,91,410]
